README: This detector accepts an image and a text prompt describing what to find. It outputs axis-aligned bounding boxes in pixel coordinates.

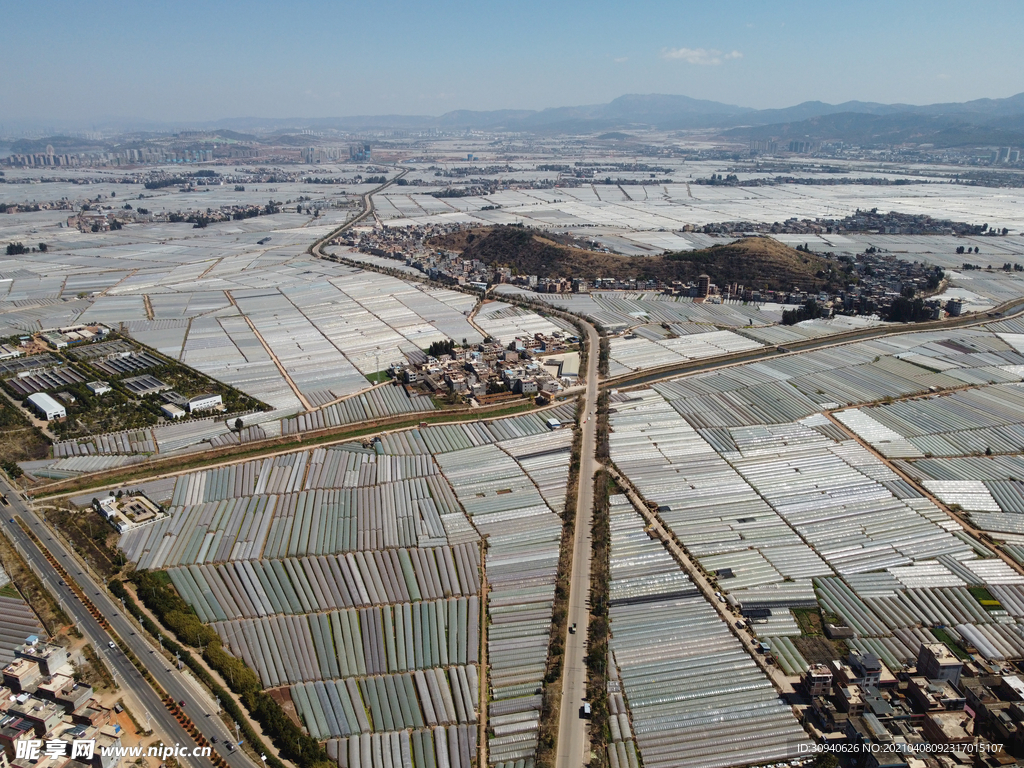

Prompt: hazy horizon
[8,87,1024,131]
[4,0,1023,127]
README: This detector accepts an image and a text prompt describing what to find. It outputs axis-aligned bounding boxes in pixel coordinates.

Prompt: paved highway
[0,478,259,768]
[555,319,600,768]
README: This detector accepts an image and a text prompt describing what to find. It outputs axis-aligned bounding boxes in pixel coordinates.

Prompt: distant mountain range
[7,92,1024,148]
[204,92,1024,147]
[723,110,1024,150]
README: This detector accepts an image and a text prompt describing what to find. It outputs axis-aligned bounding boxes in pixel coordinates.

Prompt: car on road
[569,623,576,634]
[179,700,186,707]
[579,702,592,719]
[107,641,116,649]
[1,496,8,506]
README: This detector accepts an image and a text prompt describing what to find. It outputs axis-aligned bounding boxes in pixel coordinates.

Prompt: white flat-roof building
[161,404,186,420]
[26,392,65,420]
[542,351,580,380]
[187,393,222,413]
[86,380,112,395]
[41,332,69,350]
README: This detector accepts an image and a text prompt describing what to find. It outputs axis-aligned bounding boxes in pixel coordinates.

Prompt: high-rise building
[349,143,372,161]
[749,140,778,154]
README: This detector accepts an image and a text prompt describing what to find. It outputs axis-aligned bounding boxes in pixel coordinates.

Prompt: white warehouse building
[27,392,66,421]
[187,393,223,413]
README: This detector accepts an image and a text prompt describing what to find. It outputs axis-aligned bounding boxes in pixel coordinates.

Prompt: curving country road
[309,169,408,260]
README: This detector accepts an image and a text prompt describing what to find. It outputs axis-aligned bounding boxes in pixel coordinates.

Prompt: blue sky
[3,0,1023,123]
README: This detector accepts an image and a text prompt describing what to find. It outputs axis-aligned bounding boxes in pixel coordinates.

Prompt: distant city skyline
[4,0,1023,126]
